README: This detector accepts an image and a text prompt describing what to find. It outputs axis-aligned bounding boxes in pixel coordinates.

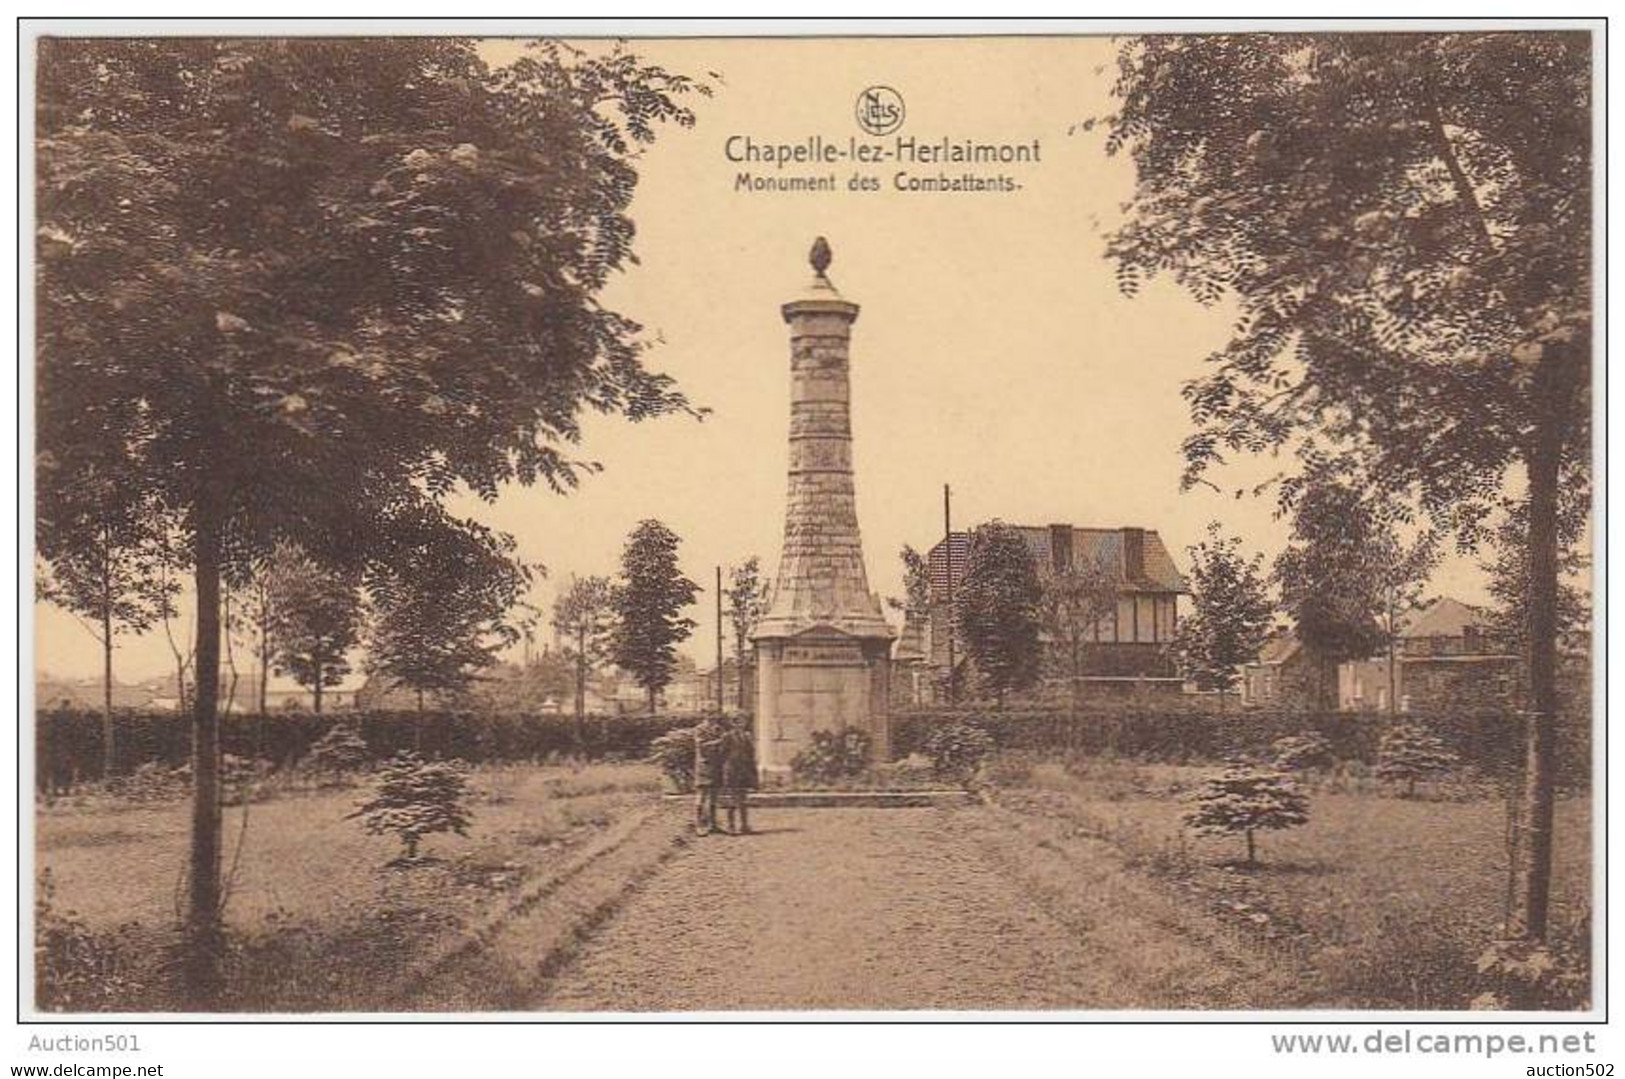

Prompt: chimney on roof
[1048,524,1072,574]
[1122,527,1146,582]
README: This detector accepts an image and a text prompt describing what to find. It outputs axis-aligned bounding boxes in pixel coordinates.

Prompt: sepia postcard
[23,20,1602,1035]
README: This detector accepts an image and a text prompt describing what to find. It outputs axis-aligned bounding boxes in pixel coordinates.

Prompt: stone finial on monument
[752,240,895,775]
[810,235,832,276]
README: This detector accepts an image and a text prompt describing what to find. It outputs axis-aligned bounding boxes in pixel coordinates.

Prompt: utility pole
[944,483,956,704]
[716,565,725,714]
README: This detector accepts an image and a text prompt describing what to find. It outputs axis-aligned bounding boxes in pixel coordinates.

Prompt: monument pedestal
[753,239,894,775]
[755,632,892,774]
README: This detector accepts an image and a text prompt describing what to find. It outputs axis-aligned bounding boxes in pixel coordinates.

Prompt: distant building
[151,670,364,713]
[1242,597,1520,713]
[36,670,367,714]
[355,658,597,714]
[925,523,1188,696]
[35,675,156,711]
[1340,597,1517,714]
[1240,630,1320,709]
[695,657,750,715]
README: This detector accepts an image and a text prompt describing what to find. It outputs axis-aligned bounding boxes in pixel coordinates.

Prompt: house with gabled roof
[924,523,1188,694]
[1240,629,1320,709]
[1243,597,1522,713]
[1339,596,1518,713]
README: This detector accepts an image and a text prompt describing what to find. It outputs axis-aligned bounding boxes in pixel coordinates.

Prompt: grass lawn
[994,754,1591,1009]
[36,760,665,1012]
[37,747,1592,1013]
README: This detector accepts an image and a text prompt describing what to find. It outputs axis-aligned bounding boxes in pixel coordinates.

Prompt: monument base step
[664,789,974,808]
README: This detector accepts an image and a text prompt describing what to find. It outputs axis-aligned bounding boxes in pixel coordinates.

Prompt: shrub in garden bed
[104,761,189,803]
[1271,732,1336,773]
[1473,909,1592,1011]
[648,726,696,792]
[923,721,994,788]
[789,728,872,787]
[35,869,153,1011]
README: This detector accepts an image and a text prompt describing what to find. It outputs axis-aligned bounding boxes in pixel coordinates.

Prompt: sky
[33,35,1499,683]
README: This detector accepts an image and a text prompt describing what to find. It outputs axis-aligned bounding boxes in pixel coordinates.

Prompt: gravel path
[538,805,1283,1011]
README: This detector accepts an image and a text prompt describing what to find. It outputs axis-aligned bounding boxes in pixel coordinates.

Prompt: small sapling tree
[1170,524,1274,713]
[350,751,472,865]
[1184,762,1310,866]
[302,722,370,779]
[1377,722,1460,797]
[1270,732,1335,773]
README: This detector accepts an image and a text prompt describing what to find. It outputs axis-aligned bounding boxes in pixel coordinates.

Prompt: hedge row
[891,706,1591,785]
[37,703,1593,794]
[34,709,708,793]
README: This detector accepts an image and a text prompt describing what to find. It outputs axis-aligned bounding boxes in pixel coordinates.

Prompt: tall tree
[1038,555,1119,715]
[37,38,706,988]
[265,546,362,716]
[1105,32,1591,940]
[897,544,931,615]
[1170,524,1274,711]
[232,574,275,716]
[368,521,527,714]
[610,520,699,715]
[513,599,544,667]
[36,479,177,776]
[1481,496,1591,659]
[723,556,769,710]
[1273,480,1391,710]
[551,575,616,747]
[955,521,1043,708]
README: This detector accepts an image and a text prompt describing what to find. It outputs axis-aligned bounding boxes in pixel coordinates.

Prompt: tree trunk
[1317,652,1339,713]
[648,686,657,717]
[186,489,226,1000]
[257,593,270,717]
[1509,370,1566,941]
[313,665,324,717]
[1387,583,1399,718]
[1071,641,1083,712]
[1245,828,1256,867]
[101,603,115,779]
[414,688,424,753]
[575,624,587,754]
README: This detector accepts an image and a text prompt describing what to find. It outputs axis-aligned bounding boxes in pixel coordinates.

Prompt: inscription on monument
[783,641,866,665]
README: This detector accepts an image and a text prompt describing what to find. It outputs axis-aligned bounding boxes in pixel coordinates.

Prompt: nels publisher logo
[854,86,905,136]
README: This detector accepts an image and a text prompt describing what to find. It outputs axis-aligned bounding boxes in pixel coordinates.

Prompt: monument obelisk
[753,238,895,774]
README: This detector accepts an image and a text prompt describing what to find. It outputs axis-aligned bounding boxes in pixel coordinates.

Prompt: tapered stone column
[753,238,894,774]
